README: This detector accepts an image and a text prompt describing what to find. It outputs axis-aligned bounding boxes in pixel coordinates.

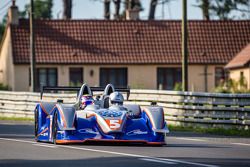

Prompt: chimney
[8,0,19,25]
[126,8,140,20]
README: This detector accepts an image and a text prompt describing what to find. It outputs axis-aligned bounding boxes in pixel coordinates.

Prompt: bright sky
[0,0,249,22]
[0,0,204,21]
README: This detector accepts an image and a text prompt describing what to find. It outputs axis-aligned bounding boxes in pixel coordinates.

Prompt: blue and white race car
[34,84,169,145]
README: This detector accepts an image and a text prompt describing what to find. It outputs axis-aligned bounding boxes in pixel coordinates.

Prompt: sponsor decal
[126,129,148,136]
[98,110,123,117]
[105,119,122,130]
[40,132,48,136]
[78,128,99,135]
[57,131,64,134]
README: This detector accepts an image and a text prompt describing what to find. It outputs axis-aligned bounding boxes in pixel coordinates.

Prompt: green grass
[168,124,250,137]
[0,116,34,122]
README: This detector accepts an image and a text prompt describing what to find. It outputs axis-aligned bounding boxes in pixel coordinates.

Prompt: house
[1,4,250,92]
[225,44,250,89]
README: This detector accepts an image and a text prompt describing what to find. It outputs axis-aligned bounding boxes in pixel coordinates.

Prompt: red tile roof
[10,19,250,64]
[225,44,250,69]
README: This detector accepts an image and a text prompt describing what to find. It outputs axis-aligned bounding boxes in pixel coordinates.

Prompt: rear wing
[40,85,130,100]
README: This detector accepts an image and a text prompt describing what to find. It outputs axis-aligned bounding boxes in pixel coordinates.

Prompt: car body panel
[35,84,169,145]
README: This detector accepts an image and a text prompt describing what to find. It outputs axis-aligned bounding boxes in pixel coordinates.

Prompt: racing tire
[34,108,38,141]
[52,112,58,145]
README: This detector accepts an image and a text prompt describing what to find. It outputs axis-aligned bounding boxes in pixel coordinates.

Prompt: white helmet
[109,92,124,105]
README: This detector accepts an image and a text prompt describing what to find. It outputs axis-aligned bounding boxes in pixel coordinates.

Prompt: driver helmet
[109,92,124,105]
[80,95,94,109]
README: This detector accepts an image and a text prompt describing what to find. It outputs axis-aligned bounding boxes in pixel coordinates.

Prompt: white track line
[0,137,219,167]
[33,143,57,148]
[231,143,250,146]
[175,137,207,142]
[140,158,177,164]
[0,134,33,137]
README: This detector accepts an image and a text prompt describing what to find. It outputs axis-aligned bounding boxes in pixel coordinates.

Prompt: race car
[34,83,169,145]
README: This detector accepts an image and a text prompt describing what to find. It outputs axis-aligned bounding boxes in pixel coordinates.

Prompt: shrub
[174,82,182,91]
[214,75,250,93]
[0,83,9,90]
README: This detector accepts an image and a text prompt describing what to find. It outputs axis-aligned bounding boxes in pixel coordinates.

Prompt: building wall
[0,27,15,90]
[12,64,222,92]
[229,67,250,89]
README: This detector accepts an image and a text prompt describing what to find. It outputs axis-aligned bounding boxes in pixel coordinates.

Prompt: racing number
[107,120,121,129]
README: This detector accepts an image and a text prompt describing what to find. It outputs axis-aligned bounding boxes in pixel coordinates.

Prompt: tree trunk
[104,0,111,19]
[113,0,121,19]
[63,0,72,19]
[202,0,210,20]
[148,0,157,20]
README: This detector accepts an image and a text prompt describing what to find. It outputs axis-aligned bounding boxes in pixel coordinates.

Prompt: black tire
[52,112,58,144]
[34,108,38,141]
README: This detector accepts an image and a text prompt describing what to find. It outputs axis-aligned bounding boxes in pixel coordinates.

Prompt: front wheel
[52,112,58,144]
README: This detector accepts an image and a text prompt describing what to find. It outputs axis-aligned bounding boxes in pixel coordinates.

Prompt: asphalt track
[0,121,250,167]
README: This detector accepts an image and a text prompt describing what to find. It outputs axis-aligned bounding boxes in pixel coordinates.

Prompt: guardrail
[0,90,250,129]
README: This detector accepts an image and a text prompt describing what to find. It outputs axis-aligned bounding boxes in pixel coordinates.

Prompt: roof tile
[10,19,250,64]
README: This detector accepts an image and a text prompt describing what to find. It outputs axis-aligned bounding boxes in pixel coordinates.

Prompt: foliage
[20,0,53,19]
[130,84,145,89]
[0,83,9,90]
[0,23,5,42]
[173,82,182,91]
[0,13,7,42]
[196,0,250,20]
[0,116,34,122]
[168,124,250,137]
[214,75,250,93]
[69,81,82,87]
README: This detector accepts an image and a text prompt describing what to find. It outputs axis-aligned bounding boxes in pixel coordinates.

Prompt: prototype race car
[34,84,169,145]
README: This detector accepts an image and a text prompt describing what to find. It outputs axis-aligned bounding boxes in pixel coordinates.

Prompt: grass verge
[0,116,34,122]
[168,124,250,137]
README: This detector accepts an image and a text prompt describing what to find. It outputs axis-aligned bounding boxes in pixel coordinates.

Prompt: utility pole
[182,0,188,91]
[30,0,36,92]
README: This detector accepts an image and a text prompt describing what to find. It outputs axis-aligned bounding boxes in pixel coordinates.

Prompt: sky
[0,0,249,22]
[0,0,204,21]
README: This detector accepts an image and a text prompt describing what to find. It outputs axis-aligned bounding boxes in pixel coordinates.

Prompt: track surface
[0,121,250,167]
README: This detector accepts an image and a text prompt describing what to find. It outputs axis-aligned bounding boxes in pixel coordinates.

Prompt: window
[215,67,228,86]
[69,68,83,86]
[157,68,182,90]
[35,68,57,91]
[100,68,127,88]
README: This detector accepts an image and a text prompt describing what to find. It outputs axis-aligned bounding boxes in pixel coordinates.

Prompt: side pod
[55,104,76,130]
[143,106,169,134]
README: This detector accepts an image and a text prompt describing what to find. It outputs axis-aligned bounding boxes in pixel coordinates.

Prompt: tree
[0,14,7,42]
[63,0,72,19]
[196,0,250,20]
[104,0,111,19]
[197,0,210,20]
[113,0,121,19]
[0,23,4,41]
[20,0,53,19]
[148,0,172,20]
[148,0,158,20]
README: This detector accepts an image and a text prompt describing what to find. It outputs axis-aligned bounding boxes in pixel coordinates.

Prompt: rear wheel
[52,112,58,144]
[34,108,38,141]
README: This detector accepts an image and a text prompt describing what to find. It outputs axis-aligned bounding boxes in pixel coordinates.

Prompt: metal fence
[0,90,250,129]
